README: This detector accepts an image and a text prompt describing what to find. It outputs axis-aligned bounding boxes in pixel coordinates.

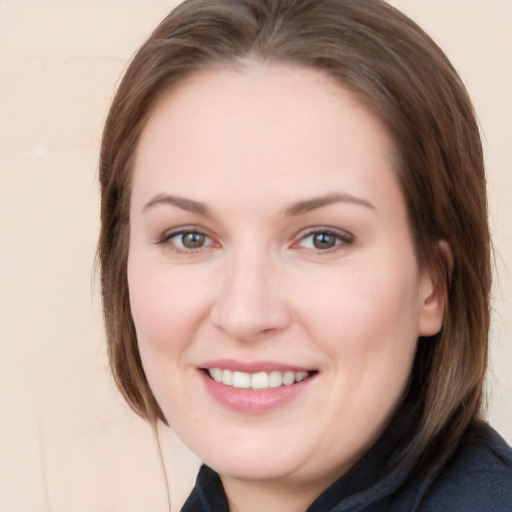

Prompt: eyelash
[155,227,355,254]
[156,228,216,253]
[295,228,355,252]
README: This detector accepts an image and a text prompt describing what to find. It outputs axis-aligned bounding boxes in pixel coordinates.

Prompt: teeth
[269,371,283,388]
[222,369,233,386]
[212,368,223,382]
[283,371,295,386]
[295,371,308,382]
[232,371,251,389]
[251,372,269,389]
[207,368,311,389]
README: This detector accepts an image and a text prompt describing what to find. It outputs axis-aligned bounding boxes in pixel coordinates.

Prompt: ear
[418,240,453,337]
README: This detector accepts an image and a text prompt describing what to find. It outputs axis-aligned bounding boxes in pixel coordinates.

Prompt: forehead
[132,62,401,215]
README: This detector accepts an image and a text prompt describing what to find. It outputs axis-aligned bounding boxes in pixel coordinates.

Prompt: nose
[209,249,292,341]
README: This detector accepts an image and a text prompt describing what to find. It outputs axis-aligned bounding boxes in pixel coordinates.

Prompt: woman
[98,0,512,510]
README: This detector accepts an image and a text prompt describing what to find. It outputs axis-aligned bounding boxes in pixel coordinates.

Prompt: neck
[221,473,335,512]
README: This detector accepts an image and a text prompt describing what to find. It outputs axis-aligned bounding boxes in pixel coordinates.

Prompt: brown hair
[98,0,490,466]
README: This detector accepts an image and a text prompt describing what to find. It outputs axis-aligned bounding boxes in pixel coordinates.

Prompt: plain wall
[1,1,510,511]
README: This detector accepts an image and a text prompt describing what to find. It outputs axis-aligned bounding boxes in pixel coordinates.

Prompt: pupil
[313,233,336,249]
[183,232,205,248]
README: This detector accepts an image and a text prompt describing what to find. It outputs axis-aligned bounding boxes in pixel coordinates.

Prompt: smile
[199,360,318,413]
[207,368,312,389]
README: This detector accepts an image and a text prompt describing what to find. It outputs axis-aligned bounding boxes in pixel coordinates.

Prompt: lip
[200,359,312,373]
[197,360,317,414]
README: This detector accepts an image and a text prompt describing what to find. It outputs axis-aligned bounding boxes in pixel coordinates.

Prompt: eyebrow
[143,194,210,216]
[283,193,375,216]
[142,192,375,217]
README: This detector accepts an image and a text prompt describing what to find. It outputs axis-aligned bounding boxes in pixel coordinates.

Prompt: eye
[297,229,354,251]
[176,231,208,249]
[158,229,215,251]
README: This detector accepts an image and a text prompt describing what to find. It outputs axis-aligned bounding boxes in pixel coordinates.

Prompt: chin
[211,458,303,482]
[199,440,325,484]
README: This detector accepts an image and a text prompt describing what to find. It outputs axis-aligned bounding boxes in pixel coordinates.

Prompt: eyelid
[154,225,354,254]
[292,227,355,251]
[156,226,218,251]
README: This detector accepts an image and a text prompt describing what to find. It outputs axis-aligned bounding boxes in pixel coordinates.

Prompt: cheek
[127,260,207,358]
[293,261,420,368]
[126,261,212,415]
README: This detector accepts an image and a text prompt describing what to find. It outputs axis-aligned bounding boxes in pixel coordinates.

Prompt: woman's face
[128,63,443,495]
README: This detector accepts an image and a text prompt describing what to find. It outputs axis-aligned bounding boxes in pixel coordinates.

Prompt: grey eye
[180,232,207,248]
[312,232,338,249]
[298,229,354,251]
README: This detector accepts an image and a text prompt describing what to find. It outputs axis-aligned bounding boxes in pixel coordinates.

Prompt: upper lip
[199,359,315,374]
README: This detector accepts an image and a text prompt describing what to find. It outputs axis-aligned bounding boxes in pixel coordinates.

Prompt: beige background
[0,1,510,511]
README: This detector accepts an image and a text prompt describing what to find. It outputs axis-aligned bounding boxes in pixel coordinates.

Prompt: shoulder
[419,421,512,512]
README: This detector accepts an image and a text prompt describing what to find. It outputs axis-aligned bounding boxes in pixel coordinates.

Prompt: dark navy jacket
[181,404,512,511]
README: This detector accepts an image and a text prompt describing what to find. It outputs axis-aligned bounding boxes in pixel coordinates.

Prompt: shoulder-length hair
[98,0,491,467]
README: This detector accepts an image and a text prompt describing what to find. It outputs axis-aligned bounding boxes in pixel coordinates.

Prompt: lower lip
[199,371,315,414]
